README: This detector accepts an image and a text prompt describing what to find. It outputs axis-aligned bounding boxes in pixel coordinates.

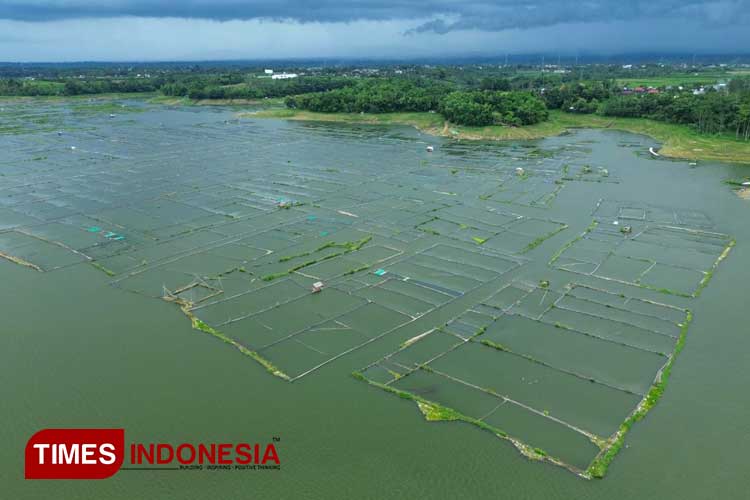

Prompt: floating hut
[311,281,325,293]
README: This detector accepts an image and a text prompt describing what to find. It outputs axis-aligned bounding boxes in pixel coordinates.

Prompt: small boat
[742,181,750,187]
[648,147,661,157]
[426,146,434,152]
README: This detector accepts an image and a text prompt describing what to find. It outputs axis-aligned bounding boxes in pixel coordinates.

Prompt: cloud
[0,1,748,61]
[1,15,748,62]
[1,1,431,22]
[408,1,750,33]
[2,0,749,33]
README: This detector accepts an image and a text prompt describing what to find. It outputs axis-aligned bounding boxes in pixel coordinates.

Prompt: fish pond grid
[0,98,735,479]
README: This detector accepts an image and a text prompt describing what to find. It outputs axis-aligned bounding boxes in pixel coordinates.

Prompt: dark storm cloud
[2,1,749,32]
[407,0,750,33]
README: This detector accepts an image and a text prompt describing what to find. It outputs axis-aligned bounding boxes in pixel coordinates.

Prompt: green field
[614,71,738,88]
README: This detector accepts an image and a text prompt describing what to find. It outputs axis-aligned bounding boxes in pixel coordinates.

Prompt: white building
[264,69,274,75]
[271,73,298,80]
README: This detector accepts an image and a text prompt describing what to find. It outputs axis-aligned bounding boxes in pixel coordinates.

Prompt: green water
[1,101,749,498]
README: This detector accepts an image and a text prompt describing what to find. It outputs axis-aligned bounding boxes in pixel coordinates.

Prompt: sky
[0,1,748,62]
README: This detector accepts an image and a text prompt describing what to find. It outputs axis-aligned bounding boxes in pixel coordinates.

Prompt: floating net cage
[561,163,620,184]
[414,205,568,254]
[356,280,691,478]
[592,199,715,228]
[0,100,734,479]
[155,240,526,381]
[550,201,734,298]
[0,104,572,280]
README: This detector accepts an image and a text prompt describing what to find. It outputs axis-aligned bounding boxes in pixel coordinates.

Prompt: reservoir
[2,98,748,498]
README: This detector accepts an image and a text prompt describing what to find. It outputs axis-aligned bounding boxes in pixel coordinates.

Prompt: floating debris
[337,210,358,218]
[620,225,632,234]
[649,147,661,157]
[86,226,101,233]
[515,167,525,176]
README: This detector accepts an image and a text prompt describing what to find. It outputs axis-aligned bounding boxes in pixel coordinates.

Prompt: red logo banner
[25,428,125,479]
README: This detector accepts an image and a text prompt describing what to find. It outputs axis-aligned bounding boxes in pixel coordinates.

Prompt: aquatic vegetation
[355,369,590,478]
[522,224,568,253]
[588,310,693,478]
[262,236,373,282]
[90,261,116,277]
[164,294,291,381]
[0,251,42,271]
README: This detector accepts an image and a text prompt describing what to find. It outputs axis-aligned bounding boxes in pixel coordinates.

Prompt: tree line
[285,79,549,127]
[539,77,750,140]
[599,92,750,138]
[161,76,353,100]
[0,77,160,96]
[3,69,749,140]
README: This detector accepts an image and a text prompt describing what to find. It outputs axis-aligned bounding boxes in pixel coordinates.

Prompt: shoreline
[3,93,748,165]
[243,108,750,165]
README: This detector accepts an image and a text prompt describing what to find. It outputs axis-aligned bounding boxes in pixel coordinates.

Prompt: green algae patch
[522,224,568,253]
[0,251,43,272]
[91,261,116,277]
[694,238,735,298]
[262,235,373,282]
[164,295,291,381]
[416,400,462,422]
[353,370,592,479]
[587,310,693,479]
